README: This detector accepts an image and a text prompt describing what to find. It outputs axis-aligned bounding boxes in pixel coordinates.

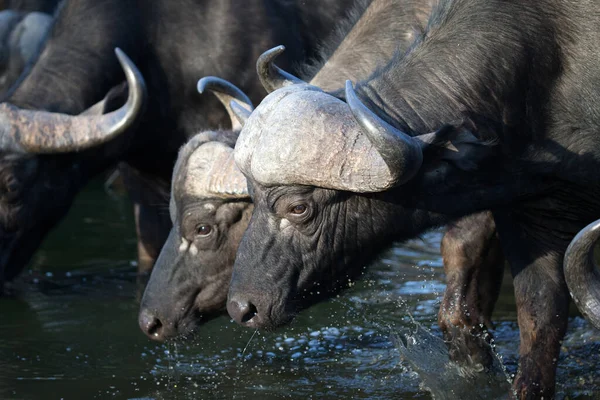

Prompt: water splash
[394,322,513,400]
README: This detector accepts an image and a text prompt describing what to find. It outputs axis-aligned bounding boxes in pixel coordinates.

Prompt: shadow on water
[0,178,599,399]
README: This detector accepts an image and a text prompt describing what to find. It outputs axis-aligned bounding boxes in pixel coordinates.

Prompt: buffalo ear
[418,120,498,171]
[413,121,498,191]
[81,82,129,116]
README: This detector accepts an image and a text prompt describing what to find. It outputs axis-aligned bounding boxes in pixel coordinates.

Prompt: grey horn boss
[234,47,436,192]
[0,48,145,154]
[563,218,600,331]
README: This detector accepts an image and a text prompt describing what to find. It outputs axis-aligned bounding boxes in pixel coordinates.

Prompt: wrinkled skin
[138,132,253,341]
[139,202,253,340]
[229,0,600,397]
[228,183,445,329]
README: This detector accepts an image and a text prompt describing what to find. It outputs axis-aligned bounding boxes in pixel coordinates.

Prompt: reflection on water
[0,178,599,399]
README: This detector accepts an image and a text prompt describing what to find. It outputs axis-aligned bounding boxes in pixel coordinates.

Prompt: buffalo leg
[493,211,570,399]
[133,202,171,277]
[439,211,505,369]
[119,164,171,286]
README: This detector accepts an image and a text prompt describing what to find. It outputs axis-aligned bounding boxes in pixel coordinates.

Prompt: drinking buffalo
[138,0,450,341]
[138,78,254,340]
[227,0,600,397]
[0,0,362,293]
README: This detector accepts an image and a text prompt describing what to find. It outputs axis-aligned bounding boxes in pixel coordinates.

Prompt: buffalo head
[138,77,253,341]
[226,46,479,330]
[0,48,145,292]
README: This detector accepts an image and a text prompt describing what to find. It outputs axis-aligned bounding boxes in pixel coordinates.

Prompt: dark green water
[0,178,599,399]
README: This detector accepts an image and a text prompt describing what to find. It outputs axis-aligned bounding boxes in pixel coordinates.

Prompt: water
[1,177,600,399]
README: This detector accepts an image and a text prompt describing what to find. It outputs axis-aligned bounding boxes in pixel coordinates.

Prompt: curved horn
[0,47,146,154]
[197,76,253,131]
[564,219,600,330]
[256,45,305,93]
[229,100,252,128]
[345,80,423,185]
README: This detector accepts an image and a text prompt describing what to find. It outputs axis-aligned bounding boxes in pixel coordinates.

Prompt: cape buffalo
[0,0,362,293]
[138,0,444,341]
[227,0,600,397]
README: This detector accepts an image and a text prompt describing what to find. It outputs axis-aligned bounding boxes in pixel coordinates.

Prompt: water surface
[1,178,599,399]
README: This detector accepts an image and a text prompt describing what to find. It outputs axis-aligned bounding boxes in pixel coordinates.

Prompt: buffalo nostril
[138,309,164,341]
[227,298,258,325]
[241,302,257,323]
[147,318,163,337]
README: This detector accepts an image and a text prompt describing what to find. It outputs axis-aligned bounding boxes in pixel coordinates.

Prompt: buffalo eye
[290,204,307,215]
[0,176,21,202]
[5,177,18,193]
[196,224,213,237]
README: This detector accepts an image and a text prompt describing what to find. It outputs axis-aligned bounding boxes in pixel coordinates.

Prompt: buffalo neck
[311,0,434,91]
[354,0,562,215]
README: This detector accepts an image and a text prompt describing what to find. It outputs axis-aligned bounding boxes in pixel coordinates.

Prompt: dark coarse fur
[299,0,374,80]
[230,0,600,397]
[0,0,360,288]
[311,0,436,90]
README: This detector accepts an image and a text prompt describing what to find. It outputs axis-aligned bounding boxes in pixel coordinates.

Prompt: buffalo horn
[345,80,423,185]
[197,76,253,131]
[0,47,145,154]
[208,143,249,198]
[563,218,600,330]
[183,140,248,199]
[256,45,305,93]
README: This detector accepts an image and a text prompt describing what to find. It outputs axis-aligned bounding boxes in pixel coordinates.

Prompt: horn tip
[114,47,126,63]
[197,77,209,94]
[114,48,135,76]
[263,45,286,59]
[197,76,226,95]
